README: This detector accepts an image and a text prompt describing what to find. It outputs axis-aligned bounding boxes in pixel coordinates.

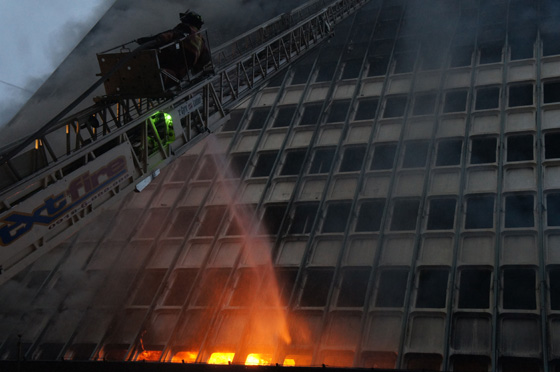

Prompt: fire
[245,353,272,366]
[283,359,296,366]
[171,351,198,363]
[137,350,162,361]
[208,352,235,364]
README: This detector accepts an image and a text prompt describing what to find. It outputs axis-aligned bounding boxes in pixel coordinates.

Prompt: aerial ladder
[0,0,369,285]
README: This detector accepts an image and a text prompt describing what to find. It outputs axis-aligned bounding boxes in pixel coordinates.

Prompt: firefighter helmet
[180,10,204,29]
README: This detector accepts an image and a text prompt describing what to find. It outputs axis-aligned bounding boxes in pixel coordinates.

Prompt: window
[475,87,500,110]
[132,270,166,306]
[443,90,468,113]
[542,32,560,57]
[505,194,534,228]
[465,196,494,229]
[252,152,278,177]
[274,269,298,306]
[229,153,250,177]
[412,93,437,116]
[371,143,397,170]
[316,61,337,82]
[450,47,473,67]
[470,137,496,164]
[355,199,385,232]
[545,133,560,159]
[402,141,429,168]
[501,358,540,372]
[508,84,533,107]
[427,198,456,230]
[167,208,197,237]
[416,269,448,308]
[337,268,370,307]
[547,193,560,226]
[544,81,560,104]
[342,59,362,79]
[339,146,366,172]
[327,101,350,123]
[300,103,322,126]
[273,106,296,127]
[262,204,287,235]
[502,268,535,309]
[310,147,336,174]
[406,354,443,371]
[195,269,230,306]
[354,98,379,121]
[222,110,244,132]
[368,55,390,76]
[322,202,352,233]
[229,270,258,306]
[549,269,560,310]
[479,43,502,64]
[164,269,198,306]
[281,149,307,175]
[197,155,217,180]
[383,96,407,118]
[375,269,408,307]
[197,206,227,236]
[452,356,490,372]
[300,269,334,307]
[458,269,491,309]
[246,108,270,130]
[390,199,420,231]
[436,139,462,166]
[291,64,312,85]
[394,51,415,74]
[507,135,533,161]
[289,203,319,234]
[510,38,534,60]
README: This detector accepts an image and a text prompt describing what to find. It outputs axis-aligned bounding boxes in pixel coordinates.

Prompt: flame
[283,359,296,366]
[171,351,198,363]
[137,350,161,361]
[208,352,235,365]
[245,353,272,366]
[283,355,312,367]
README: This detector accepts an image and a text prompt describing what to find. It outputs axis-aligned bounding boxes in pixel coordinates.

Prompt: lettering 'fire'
[66,156,126,202]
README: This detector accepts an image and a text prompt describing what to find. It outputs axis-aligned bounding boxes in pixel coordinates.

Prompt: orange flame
[137,350,161,361]
[208,352,235,365]
[171,351,198,363]
[245,353,272,366]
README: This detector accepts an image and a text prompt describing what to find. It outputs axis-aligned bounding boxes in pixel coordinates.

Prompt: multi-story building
[3,0,560,371]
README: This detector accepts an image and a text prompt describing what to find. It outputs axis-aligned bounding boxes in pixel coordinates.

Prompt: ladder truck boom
[0,0,369,285]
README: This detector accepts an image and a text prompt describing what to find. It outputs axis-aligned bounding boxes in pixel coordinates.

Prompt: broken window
[383,96,408,118]
[505,194,534,228]
[337,268,370,307]
[390,199,420,231]
[229,270,259,306]
[545,132,560,159]
[371,143,397,170]
[262,204,287,235]
[507,135,533,162]
[289,203,319,234]
[427,198,456,230]
[543,81,560,104]
[342,59,362,79]
[274,268,298,306]
[412,93,437,116]
[164,269,198,306]
[443,90,468,113]
[354,98,379,121]
[458,269,491,309]
[246,108,270,130]
[222,110,244,132]
[508,84,533,107]
[503,268,536,309]
[196,206,227,236]
[402,141,429,168]
[355,199,385,232]
[309,147,336,174]
[252,152,278,177]
[197,155,217,180]
[322,202,352,233]
[547,193,560,226]
[167,208,197,238]
[131,270,166,306]
[479,43,502,64]
[229,153,250,177]
[327,101,350,123]
[450,46,473,67]
[300,269,334,307]
[416,269,449,308]
[195,269,231,306]
[281,149,307,175]
[375,269,408,307]
[475,86,500,110]
[339,145,367,172]
[367,55,390,76]
[471,137,496,164]
[273,106,297,128]
[465,196,494,229]
[300,103,323,126]
[550,269,560,310]
[436,139,462,166]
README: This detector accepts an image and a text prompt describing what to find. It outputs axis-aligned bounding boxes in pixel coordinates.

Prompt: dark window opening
[197,206,227,236]
[229,153,250,177]
[273,106,297,127]
[327,101,350,123]
[501,358,540,372]
[412,93,437,116]
[281,150,307,176]
[390,199,420,231]
[544,82,560,104]
[505,194,534,228]
[427,198,456,230]
[458,269,491,309]
[436,139,462,166]
[246,108,270,130]
[452,356,490,372]
[368,55,390,76]
[406,354,443,371]
[356,199,385,232]
[416,269,449,308]
[262,204,287,235]
[340,146,366,172]
[355,98,379,121]
[300,269,334,307]
[543,33,560,57]
[549,269,560,310]
[450,47,473,67]
[371,143,397,170]
[509,84,533,107]
[229,270,258,306]
[342,59,362,79]
[421,47,444,70]
[132,270,166,306]
[479,44,502,64]
[337,268,370,307]
[267,71,286,87]
[316,62,337,82]
[475,87,500,110]
[68,344,97,361]
[168,208,197,238]
[465,196,494,229]
[375,269,408,307]
[383,96,407,118]
[195,269,230,306]
[362,352,397,369]
[291,64,312,85]
[503,268,536,309]
[394,52,415,74]
[300,103,323,126]
[507,135,533,162]
[402,141,429,168]
[547,193,560,226]
[290,203,319,234]
[197,155,217,180]
[471,137,496,164]
[545,133,560,159]
[273,269,298,306]
[374,20,398,38]
[322,202,352,233]
[222,110,244,132]
[443,90,468,113]
[310,147,336,174]
[252,152,278,177]
[164,269,198,306]
[510,38,534,60]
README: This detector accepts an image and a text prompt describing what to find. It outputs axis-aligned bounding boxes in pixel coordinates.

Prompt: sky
[0,0,307,146]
